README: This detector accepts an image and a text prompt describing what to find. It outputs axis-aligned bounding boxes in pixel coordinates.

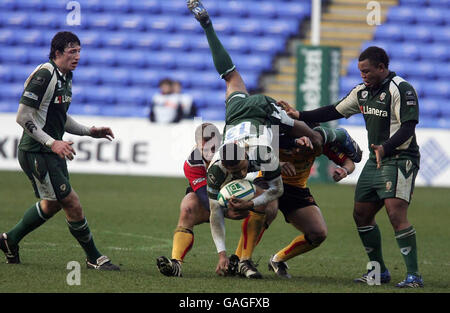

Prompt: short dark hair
[359,46,389,69]
[158,78,173,87]
[220,143,246,167]
[49,31,80,60]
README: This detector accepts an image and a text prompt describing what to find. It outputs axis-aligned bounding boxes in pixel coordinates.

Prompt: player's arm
[333,158,355,182]
[209,198,229,275]
[323,143,355,182]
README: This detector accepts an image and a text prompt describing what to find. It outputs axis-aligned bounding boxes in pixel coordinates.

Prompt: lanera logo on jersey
[359,105,388,117]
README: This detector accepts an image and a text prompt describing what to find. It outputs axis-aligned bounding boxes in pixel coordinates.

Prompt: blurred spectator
[149,78,183,123]
[172,80,197,120]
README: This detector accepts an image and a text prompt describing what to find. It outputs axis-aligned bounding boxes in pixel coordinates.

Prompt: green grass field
[0,170,449,294]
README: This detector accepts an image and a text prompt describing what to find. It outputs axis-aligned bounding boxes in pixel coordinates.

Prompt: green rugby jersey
[18,60,73,152]
[335,71,420,162]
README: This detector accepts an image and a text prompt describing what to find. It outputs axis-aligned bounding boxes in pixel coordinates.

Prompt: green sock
[313,126,347,145]
[203,23,236,78]
[395,226,419,275]
[7,202,52,245]
[67,218,102,263]
[357,225,388,272]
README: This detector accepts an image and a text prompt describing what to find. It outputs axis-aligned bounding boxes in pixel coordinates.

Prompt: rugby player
[0,31,119,270]
[280,46,423,288]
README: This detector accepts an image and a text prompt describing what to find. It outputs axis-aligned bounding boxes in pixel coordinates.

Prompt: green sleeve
[206,163,226,199]
[20,68,53,109]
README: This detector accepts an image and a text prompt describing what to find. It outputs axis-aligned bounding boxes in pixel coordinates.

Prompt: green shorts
[18,150,72,201]
[355,157,419,203]
[225,92,294,133]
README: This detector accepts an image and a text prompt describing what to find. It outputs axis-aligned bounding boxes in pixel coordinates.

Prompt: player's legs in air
[157,191,210,277]
[187,0,362,163]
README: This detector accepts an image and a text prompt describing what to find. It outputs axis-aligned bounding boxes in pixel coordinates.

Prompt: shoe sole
[268,263,291,279]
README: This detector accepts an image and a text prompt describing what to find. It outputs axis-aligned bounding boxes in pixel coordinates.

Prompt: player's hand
[51,140,76,160]
[228,196,253,211]
[225,208,249,220]
[277,100,300,120]
[90,126,115,141]
[216,251,229,276]
[332,166,348,182]
[370,144,385,169]
[280,161,296,176]
[294,136,314,151]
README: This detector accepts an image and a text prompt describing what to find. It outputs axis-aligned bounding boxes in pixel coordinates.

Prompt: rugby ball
[217,179,256,209]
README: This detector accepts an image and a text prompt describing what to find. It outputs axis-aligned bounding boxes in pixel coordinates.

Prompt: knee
[353,208,369,226]
[307,229,327,246]
[40,200,61,216]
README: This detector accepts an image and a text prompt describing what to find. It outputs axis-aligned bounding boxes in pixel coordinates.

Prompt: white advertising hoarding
[0,114,449,187]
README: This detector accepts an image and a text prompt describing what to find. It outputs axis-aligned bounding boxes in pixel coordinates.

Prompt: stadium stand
[0,0,310,120]
[339,0,450,128]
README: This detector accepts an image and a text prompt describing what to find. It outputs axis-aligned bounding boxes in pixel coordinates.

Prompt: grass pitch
[0,170,449,294]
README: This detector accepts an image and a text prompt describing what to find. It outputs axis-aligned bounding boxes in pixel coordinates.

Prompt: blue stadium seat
[0,29,16,46]
[174,52,208,71]
[197,107,226,121]
[115,50,147,67]
[76,31,102,48]
[209,18,235,35]
[430,26,450,44]
[0,47,29,64]
[28,12,63,29]
[94,0,131,13]
[418,44,449,62]
[160,35,191,51]
[401,26,433,42]
[338,114,365,126]
[389,43,420,60]
[145,16,176,33]
[144,52,176,69]
[84,13,117,31]
[421,98,442,118]
[247,2,277,18]
[0,12,30,28]
[16,0,45,11]
[84,49,116,67]
[435,62,450,79]
[128,33,162,50]
[233,54,272,72]
[174,17,204,35]
[249,37,285,55]
[217,1,249,17]
[17,30,47,47]
[427,0,450,8]
[441,103,450,118]
[11,65,35,84]
[221,36,251,54]
[387,6,416,24]
[399,0,427,6]
[189,71,223,90]
[374,24,403,41]
[41,0,72,12]
[100,104,149,118]
[99,68,131,86]
[68,104,102,116]
[115,87,148,106]
[27,47,49,65]
[0,65,13,83]
[402,62,436,79]
[76,0,103,13]
[0,84,24,101]
[232,18,264,36]
[129,70,161,87]
[261,19,300,36]
[423,81,450,98]
[239,72,259,90]
[80,86,116,105]
[0,0,17,12]
[340,76,362,92]
[275,2,310,19]
[361,41,392,54]
[415,7,445,25]
[101,32,132,49]
[73,67,101,85]
[189,34,214,52]
[128,0,160,14]
[0,101,18,113]
[160,1,188,15]
[116,14,146,32]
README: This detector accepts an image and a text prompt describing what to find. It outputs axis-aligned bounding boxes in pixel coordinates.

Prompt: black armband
[300,105,344,123]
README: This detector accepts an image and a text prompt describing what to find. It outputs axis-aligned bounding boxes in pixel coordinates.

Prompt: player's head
[195,123,221,163]
[158,78,173,95]
[358,46,389,88]
[49,31,81,73]
[220,143,248,179]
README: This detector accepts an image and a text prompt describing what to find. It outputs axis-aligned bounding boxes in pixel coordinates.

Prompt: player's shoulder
[389,74,418,100]
[185,147,205,168]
